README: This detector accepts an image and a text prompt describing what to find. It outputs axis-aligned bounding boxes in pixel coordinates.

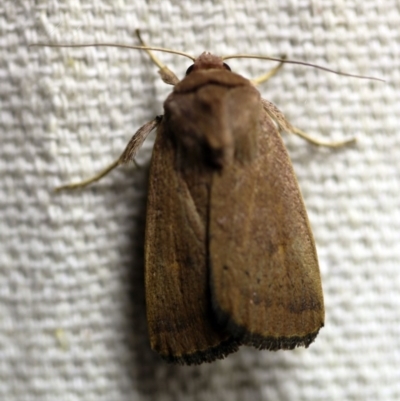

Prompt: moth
[33,31,379,365]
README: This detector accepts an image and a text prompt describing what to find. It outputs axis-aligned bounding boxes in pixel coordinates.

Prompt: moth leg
[55,117,160,192]
[261,99,356,147]
[251,56,286,85]
[135,29,179,86]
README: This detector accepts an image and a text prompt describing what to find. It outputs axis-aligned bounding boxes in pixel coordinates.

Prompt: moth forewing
[209,112,324,349]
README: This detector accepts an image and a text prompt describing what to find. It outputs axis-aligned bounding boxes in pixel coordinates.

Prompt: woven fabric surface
[1,1,399,400]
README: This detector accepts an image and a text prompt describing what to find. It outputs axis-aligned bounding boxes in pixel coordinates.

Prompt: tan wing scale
[145,121,239,364]
[209,114,324,350]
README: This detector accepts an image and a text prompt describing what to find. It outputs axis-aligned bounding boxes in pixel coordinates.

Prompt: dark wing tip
[213,305,323,351]
[225,318,323,351]
[239,329,322,351]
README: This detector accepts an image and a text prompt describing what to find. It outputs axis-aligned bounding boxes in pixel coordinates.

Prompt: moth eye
[185,65,194,75]
[223,63,231,71]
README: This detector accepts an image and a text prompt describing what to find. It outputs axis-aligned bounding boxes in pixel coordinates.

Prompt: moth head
[186,52,231,75]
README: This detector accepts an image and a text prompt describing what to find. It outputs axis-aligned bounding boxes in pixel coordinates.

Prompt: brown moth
[32,31,379,365]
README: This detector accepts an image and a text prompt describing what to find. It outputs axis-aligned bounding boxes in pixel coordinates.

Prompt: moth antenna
[29,42,195,61]
[222,54,385,82]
